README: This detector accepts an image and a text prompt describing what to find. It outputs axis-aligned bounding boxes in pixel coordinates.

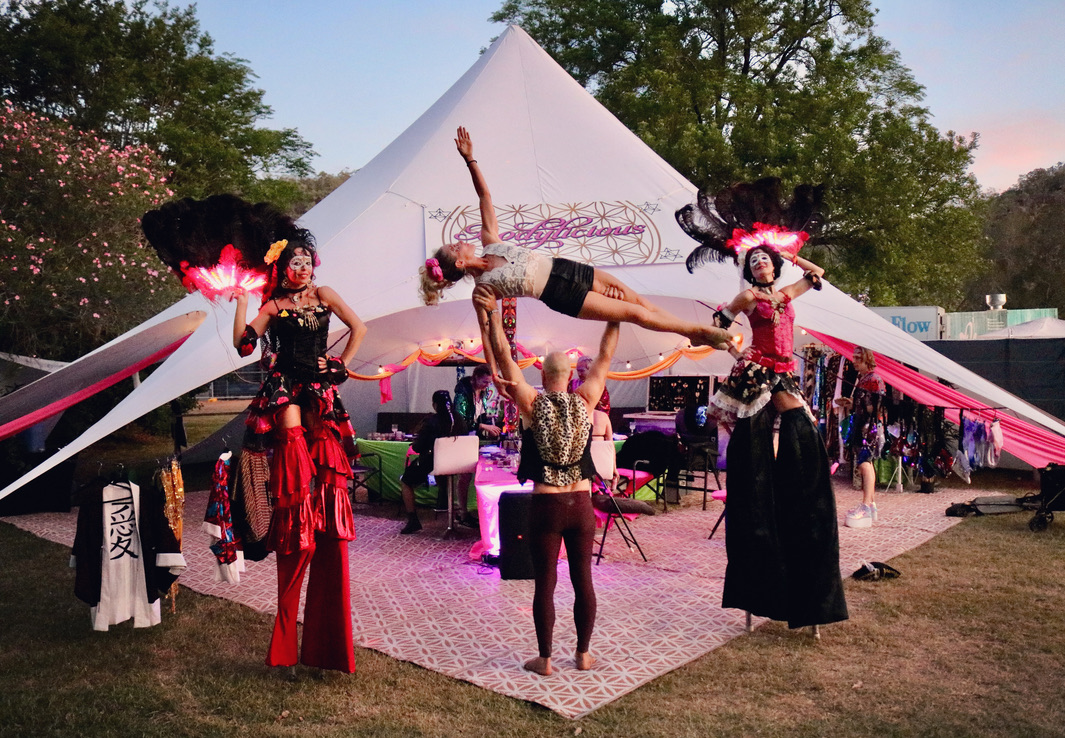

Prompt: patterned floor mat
[3,477,986,718]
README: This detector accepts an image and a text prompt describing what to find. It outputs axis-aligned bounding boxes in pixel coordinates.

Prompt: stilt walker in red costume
[142,197,367,672]
[677,179,848,634]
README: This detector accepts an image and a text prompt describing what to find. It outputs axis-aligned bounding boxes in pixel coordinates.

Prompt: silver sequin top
[474,242,551,298]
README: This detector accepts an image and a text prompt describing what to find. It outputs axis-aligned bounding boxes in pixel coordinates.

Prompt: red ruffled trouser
[265,426,356,673]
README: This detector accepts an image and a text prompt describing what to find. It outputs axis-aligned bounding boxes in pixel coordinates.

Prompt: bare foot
[523,656,552,676]
[574,651,596,670]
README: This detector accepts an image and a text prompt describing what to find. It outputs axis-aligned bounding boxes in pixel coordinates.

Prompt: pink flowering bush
[0,102,184,360]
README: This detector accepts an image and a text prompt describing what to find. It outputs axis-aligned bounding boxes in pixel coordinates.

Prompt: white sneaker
[845,503,874,529]
[870,502,879,523]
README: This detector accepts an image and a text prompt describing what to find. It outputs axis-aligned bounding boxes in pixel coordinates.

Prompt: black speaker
[1040,464,1065,511]
[498,491,535,580]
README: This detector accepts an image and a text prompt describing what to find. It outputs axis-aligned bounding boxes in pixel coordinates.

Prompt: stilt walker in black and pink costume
[677,178,848,632]
[142,196,367,672]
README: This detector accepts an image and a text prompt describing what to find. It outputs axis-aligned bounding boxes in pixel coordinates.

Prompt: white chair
[590,439,617,489]
[432,435,480,538]
[590,439,649,564]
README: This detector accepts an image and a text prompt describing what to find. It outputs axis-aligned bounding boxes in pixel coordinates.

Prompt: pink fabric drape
[810,331,1065,468]
[0,336,192,442]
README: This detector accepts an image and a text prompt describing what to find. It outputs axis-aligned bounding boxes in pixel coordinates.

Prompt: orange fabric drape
[348,342,722,382]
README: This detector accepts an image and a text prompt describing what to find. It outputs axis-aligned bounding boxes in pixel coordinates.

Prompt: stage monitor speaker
[498,491,535,580]
[1040,464,1065,511]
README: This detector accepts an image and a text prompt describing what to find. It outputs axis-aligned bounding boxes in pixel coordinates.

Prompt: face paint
[749,251,773,269]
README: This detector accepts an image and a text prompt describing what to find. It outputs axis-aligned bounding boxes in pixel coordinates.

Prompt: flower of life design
[436,201,664,266]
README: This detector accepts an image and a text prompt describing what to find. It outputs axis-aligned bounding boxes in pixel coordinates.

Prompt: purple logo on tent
[429,201,669,266]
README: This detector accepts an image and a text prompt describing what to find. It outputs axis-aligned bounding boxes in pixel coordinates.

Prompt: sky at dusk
[192,0,1064,193]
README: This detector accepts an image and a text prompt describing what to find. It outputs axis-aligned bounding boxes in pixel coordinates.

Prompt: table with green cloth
[355,438,653,509]
[354,438,474,509]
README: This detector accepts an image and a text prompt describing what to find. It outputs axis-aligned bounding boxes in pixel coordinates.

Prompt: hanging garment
[203,451,245,583]
[988,419,1004,467]
[71,480,186,631]
[157,458,185,611]
[230,448,273,562]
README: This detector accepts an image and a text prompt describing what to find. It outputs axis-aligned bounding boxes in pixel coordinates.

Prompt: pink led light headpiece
[726,222,809,262]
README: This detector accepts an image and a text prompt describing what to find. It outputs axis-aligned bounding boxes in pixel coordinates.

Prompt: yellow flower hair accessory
[264,239,288,265]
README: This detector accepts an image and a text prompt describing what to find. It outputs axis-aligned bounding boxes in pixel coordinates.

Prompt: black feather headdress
[141,195,311,300]
[676,177,824,272]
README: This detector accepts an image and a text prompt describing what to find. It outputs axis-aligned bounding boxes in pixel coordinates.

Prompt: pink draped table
[468,450,530,560]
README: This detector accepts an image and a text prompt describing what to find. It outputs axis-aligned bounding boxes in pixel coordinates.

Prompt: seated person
[399,390,468,534]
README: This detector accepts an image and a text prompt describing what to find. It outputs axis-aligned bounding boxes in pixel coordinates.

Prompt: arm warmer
[713,306,736,330]
[237,326,258,357]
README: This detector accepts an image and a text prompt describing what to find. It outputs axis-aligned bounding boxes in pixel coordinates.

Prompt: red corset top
[748,292,795,366]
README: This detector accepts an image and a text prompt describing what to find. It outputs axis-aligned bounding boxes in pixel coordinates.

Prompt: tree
[0,0,315,199]
[492,0,988,308]
[250,170,353,219]
[971,163,1065,312]
[0,101,183,360]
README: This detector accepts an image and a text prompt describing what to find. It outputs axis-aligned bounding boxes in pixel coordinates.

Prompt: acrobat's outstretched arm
[456,127,501,246]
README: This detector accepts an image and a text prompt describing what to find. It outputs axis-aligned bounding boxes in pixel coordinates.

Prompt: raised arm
[456,126,500,245]
[231,291,274,355]
[473,284,536,412]
[475,299,502,381]
[781,254,824,300]
[575,322,619,411]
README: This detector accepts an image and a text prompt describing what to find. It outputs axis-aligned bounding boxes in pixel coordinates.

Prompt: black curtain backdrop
[925,338,1065,423]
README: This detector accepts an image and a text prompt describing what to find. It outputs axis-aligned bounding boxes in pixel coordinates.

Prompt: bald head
[541,351,572,391]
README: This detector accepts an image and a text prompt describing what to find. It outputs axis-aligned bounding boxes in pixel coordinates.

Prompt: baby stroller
[1028,463,1065,532]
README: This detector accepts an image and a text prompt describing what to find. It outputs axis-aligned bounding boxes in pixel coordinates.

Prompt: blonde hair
[418,245,469,305]
[853,346,876,369]
[542,351,572,382]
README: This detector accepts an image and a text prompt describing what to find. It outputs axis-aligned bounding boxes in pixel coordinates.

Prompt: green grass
[72,413,236,492]
[2,503,1064,737]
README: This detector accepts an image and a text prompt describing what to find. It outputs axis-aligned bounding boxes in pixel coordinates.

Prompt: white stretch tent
[3,24,1064,502]
[977,317,1065,339]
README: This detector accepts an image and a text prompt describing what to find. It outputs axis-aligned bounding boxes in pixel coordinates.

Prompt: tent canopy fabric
[977,317,1065,339]
[0,310,206,441]
[3,24,1064,502]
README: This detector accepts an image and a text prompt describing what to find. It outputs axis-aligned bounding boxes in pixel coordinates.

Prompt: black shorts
[539,258,593,317]
[401,455,432,487]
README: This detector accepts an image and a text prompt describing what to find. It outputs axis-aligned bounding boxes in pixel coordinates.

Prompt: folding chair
[590,439,650,564]
[432,435,480,538]
[615,431,679,512]
[349,451,381,504]
[673,407,722,506]
[707,488,727,539]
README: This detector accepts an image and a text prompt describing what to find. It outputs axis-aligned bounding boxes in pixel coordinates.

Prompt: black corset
[271,306,330,381]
